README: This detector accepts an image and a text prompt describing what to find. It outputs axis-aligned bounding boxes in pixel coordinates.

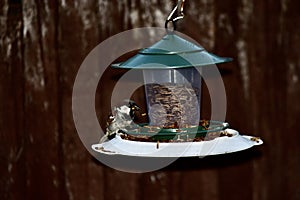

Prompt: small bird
[99,100,142,143]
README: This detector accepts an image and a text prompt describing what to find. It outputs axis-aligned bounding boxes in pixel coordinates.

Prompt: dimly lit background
[1,0,300,199]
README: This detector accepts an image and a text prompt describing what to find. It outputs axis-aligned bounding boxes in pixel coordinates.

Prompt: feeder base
[91,129,262,157]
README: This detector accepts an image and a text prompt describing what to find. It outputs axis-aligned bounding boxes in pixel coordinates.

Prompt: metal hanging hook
[165,0,186,31]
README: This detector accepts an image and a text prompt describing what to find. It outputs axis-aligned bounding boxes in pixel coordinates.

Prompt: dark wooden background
[1,0,300,199]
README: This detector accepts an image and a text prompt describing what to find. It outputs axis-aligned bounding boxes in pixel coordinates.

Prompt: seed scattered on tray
[250,137,260,143]
[120,130,233,143]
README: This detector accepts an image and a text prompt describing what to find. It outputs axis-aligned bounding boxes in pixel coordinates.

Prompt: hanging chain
[165,0,186,31]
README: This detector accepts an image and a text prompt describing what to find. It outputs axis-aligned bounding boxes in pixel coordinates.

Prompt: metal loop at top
[165,0,186,31]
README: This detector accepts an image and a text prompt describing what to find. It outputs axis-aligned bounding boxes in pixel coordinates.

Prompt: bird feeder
[92,0,263,157]
[111,33,232,138]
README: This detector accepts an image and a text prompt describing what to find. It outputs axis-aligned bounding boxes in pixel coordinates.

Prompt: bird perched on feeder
[99,100,143,143]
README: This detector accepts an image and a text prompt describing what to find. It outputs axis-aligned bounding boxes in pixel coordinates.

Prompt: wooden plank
[214,1,255,200]
[281,0,300,199]
[0,1,25,199]
[58,0,105,199]
[242,1,271,199]
[22,0,63,198]
[249,0,290,199]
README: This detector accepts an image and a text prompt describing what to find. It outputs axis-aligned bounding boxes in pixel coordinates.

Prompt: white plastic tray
[91,129,263,157]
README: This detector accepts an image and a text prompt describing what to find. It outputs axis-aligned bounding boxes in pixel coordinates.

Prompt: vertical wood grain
[22,0,63,199]
[58,0,105,199]
[281,0,300,199]
[0,0,25,199]
[0,0,300,199]
[214,1,254,200]
[249,0,290,199]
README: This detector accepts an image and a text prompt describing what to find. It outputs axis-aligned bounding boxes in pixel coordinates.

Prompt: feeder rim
[139,49,205,55]
[111,57,233,69]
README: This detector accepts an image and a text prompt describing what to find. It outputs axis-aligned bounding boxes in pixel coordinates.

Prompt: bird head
[128,100,140,118]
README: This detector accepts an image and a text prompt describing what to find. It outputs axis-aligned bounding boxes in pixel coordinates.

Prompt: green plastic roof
[112,34,232,69]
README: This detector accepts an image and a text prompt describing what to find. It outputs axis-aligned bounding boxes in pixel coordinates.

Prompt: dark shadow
[90,148,263,173]
[164,148,263,171]
[219,67,233,76]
